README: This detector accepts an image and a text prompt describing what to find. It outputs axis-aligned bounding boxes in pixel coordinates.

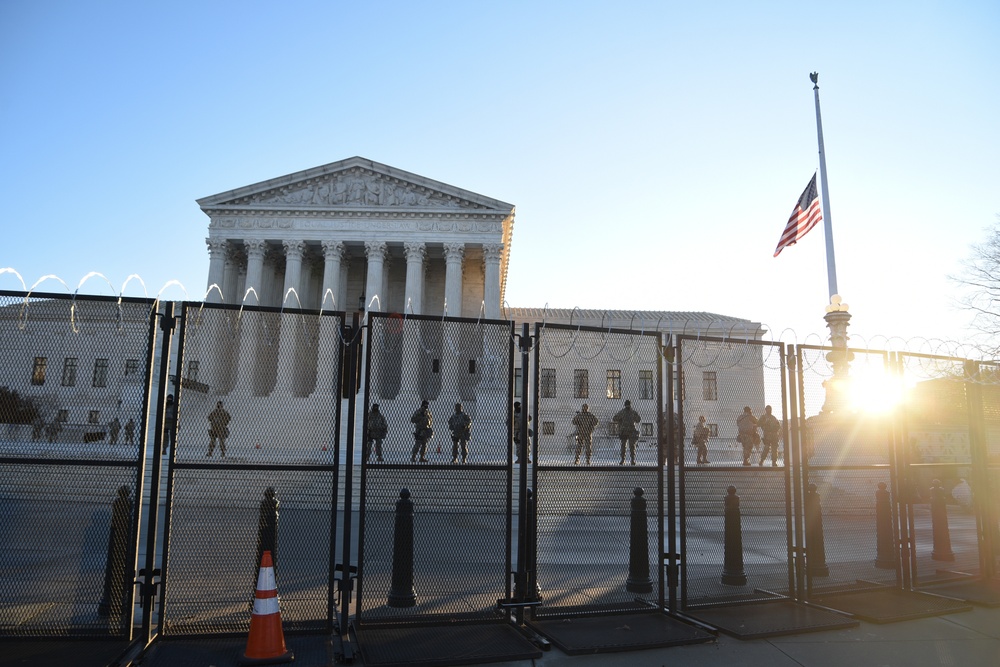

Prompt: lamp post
[822,294,852,413]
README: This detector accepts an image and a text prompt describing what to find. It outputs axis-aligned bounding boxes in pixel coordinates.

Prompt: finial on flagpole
[810,72,819,87]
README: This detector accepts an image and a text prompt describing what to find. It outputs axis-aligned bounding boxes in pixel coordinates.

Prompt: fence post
[805,483,830,577]
[874,482,897,569]
[255,487,279,591]
[387,488,417,607]
[930,479,955,562]
[721,486,747,586]
[626,488,653,593]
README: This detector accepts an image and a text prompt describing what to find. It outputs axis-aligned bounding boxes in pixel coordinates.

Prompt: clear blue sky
[2,1,997,350]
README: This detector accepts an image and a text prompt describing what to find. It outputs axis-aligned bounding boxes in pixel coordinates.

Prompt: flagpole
[811,72,838,298]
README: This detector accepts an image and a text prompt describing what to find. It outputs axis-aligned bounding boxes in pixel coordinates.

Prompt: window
[641,422,653,437]
[708,423,719,437]
[124,359,139,377]
[702,371,718,401]
[187,360,199,381]
[542,421,555,435]
[513,368,522,398]
[87,411,100,424]
[56,409,68,423]
[31,357,47,385]
[92,359,109,388]
[606,370,621,399]
[61,358,78,387]
[573,369,589,399]
[639,370,653,400]
[541,368,556,398]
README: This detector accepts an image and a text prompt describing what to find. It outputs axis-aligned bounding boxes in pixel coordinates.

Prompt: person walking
[365,403,388,462]
[757,405,781,466]
[692,415,711,465]
[207,401,231,457]
[448,403,472,464]
[410,400,432,462]
[572,403,599,465]
[613,400,642,465]
[736,406,759,466]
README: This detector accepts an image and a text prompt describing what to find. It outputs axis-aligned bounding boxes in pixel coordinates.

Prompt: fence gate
[0,291,156,665]
[154,302,343,661]
[353,313,540,666]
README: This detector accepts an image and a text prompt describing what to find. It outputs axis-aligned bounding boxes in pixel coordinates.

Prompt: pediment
[198,156,513,214]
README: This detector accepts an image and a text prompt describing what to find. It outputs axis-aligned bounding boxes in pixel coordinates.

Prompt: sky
[2,1,998,354]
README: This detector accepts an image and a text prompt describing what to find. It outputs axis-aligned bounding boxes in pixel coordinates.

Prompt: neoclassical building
[199,156,514,318]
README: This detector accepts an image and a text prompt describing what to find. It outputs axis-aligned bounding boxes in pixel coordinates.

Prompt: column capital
[321,240,345,259]
[365,240,388,260]
[283,240,306,258]
[443,242,465,262]
[244,238,267,258]
[482,243,504,263]
[206,237,229,256]
[404,241,426,261]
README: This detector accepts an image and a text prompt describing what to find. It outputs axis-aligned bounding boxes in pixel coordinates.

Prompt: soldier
[572,403,599,465]
[365,403,388,462]
[108,417,121,445]
[207,401,231,457]
[736,406,759,466]
[693,415,711,465]
[448,403,472,464]
[410,400,432,463]
[124,418,136,446]
[612,400,641,465]
[757,405,781,466]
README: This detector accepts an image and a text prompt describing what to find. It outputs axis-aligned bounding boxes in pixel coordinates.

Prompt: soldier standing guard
[572,404,599,465]
[207,401,231,457]
[410,400,432,463]
[366,403,388,462]
[448,403,472,464]
[613,400,642,466]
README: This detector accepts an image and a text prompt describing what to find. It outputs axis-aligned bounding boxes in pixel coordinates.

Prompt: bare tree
[954,217,1000,358]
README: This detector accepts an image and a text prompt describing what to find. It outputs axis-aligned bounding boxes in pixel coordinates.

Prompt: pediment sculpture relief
[245,171,483,209]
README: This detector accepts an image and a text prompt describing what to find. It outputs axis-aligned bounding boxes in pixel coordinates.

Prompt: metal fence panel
[159,303,342,636]
[677,336,792,608]
[532,324,664,616]
[356,314,515,626]
[0,291,155,638]
[796,345,899,595]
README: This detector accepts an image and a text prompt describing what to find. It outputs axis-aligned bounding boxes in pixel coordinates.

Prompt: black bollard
[387,488,417,607]
[254,487,279,593]
[805,483,830,577]
[930,479,955,562]
[626,488,654,593]
[874,482,897,569]
[721,486,747,586]
[98,485,133,628]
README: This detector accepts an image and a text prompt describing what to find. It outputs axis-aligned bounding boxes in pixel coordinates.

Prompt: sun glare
[846,368,906,414]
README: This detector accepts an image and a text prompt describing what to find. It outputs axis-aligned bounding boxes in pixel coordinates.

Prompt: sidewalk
[478,604,1000,667]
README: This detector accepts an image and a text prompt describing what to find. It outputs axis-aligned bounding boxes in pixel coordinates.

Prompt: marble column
[222,247,240,304]
[275,241,306,394]
[482,243,503,320]
[443,242,465,317]
[320,241,344,311]
[281,241,305,309]
[403,242,425,315]
[205,238,228,304]
[364,241,387,312]
[233,239,267,394]
[243,239,266,306]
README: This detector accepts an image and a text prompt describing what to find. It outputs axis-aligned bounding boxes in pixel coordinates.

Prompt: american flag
[774,174,822,257]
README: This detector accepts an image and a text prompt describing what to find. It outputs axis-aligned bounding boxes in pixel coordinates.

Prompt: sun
[844,367,906,414]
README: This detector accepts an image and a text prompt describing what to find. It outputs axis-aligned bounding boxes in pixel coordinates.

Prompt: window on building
[187,360,199,381]
[541,368,556,398]
[639,370,653,400]
[606,370,621,399]
[513,367,522,398]
[92,359,109,388]
[56,409,68,422]
[61,358,78,387]
[88,411,100,424]
[708,423,719,437]
[31,357,47,385]
[641,422,653,437]
[702,371,718,401]
[573,369,589,399]
[542,421,555,435]
[124,359,139,377]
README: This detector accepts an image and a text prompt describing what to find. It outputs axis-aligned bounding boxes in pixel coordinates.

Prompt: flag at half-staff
[774,173,822,257]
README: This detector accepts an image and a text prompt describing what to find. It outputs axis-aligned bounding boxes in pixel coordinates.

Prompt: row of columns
[206,238,503,318]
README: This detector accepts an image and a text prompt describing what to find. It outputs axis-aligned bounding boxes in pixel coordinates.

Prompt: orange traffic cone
[240,550,293,665]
